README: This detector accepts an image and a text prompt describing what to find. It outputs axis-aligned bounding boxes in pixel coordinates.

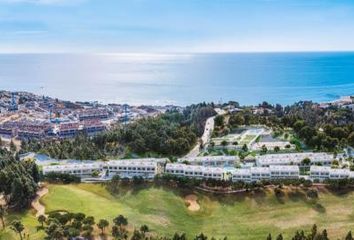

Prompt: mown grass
[1,184,354,240]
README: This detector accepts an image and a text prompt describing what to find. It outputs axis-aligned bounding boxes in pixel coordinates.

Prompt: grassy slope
[1,184,354,239]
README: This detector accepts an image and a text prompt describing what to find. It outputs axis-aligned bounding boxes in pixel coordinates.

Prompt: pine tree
[346,231,353,240]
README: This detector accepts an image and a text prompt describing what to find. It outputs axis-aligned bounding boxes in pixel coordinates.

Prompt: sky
[1,0,354,53]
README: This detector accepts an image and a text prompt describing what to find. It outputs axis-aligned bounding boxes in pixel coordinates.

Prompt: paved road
[184,108,226,158]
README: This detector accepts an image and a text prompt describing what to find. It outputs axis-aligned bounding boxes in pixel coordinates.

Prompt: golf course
[1,184,354,239]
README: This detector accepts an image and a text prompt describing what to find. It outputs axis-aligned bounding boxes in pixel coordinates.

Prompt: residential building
[105,159,166,179]
[256,152,334,167]
[251,167,271,181]
[310,166,352,181]
[78,109,109,121]
[178,155,237,167]
[165,163,224,180]
[43,163,103,177]
[231,168,252,182]
[269,165,299,179]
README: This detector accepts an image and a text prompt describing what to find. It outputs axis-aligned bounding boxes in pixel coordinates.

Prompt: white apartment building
[203,167,225,180]
[231,165,300,182]
[269,165,299,179]
[251,167,271,181]
[165,163,186,177]
[256,152,334,167]
[105,158,166,179]
[178,155,238,167]
[43,158,167,179]
[310,166,352,181]
[43,162,103,176]
[165,163,224,180]
[231,168,252,182]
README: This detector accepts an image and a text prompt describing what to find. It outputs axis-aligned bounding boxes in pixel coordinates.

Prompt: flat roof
[257,152,334,165]
[269,165,300,172]
[179,155,238,162]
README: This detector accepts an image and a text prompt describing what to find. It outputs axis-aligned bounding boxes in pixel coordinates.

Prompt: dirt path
[0,195,5,206]
[31,187,48,217]
[185,194,200,211]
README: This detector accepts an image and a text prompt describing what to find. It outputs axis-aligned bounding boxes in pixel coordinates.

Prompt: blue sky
[1,0,354,53]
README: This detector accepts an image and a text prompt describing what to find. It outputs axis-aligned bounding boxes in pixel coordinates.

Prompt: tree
[261,145,268,154]
[10,220,25,240]
[346,231,353,240]
[311,224,317,239]
[242,144,248,152]
[37,215,46,228]
[10,140,16,152]
[83,216,95,226]
[348,132,354,147]
[0,205,7,229]
[274,146,280,152]
[67,227,80,238]
[173,233,188,240]
[301,158,311,166]
[113,215,128,229]
[221,140,228,147]
[331,127,347,140]
[112,225,128,240]
[140,224,149,234]
[194,233,208,240]
[45,222,64,240]
[214,115,225,127]
[266,233,272,240]
[229,113,245,127]
[97,219,109,234]
[276,234,283,240]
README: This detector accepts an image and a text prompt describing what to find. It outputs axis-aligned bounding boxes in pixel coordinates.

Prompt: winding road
[31,187,48,217]
[185,108,226,158]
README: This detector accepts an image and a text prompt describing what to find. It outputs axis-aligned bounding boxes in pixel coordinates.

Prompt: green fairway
[1,184,354,239]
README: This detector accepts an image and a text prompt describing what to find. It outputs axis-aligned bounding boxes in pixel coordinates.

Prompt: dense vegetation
[0,149,39,210]
[21,103,216,160]
[267,225,353,240]
[6,210,354,240]
[225,101,354,152]
[17,211,228,240]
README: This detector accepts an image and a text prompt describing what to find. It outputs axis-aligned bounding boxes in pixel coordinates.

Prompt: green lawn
[239,135,256,145]
[1,184,354,239]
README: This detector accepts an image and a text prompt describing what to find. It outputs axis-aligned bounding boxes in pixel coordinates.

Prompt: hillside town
[1,91,354,240]
[0,91,178,141]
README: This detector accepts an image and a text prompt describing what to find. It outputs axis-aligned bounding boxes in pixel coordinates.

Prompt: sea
[0,52,353,106]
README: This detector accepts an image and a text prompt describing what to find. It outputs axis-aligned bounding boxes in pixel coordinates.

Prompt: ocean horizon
[1,52,354,106]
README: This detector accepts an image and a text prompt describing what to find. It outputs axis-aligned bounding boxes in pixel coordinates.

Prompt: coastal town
[1,91,354,240]
[0,91,177,141]
[2,91,350,185]
[2,0,354,238]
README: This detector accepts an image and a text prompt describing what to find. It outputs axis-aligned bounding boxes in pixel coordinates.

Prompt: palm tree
[113,215,128,229]
[10,220,25,240]
[97,219,109,235]
[0,205,7,229]
[37,215,46,228]
[194,233,208,240]
[140,224,149,234]
[276,234,283,240]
